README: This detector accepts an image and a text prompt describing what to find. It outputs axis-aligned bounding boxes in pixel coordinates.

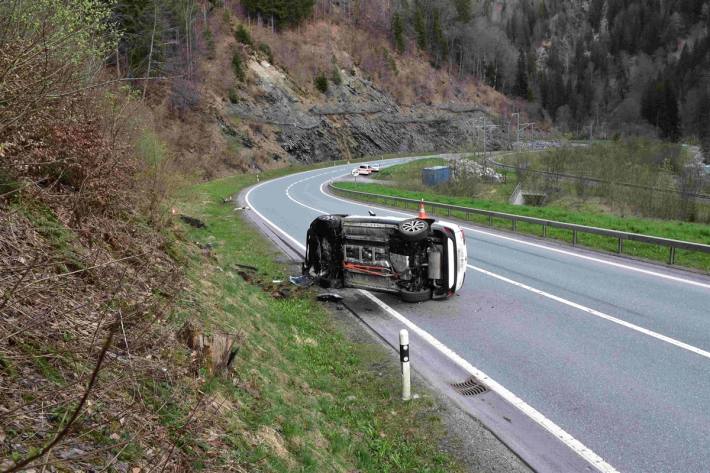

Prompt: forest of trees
[389,0,710,149]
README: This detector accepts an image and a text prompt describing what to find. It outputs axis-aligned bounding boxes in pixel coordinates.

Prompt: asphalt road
[244,158,710,473]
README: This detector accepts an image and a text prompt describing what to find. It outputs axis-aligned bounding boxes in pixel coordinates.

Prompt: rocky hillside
[153,11,513,177]
[229,57,495,162]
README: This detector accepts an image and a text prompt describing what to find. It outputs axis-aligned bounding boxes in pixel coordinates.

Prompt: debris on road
[317,293,343,302]
[289,274,314,287]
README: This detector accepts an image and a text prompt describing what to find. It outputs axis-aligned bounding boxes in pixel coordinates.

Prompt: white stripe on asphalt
[245,175,618,473]
[361,290,619,473]
[319,177,710,290]
[469,264,710,360]
[286,171,338,214]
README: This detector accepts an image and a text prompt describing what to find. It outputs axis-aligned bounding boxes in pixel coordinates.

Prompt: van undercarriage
[303,215,455,302]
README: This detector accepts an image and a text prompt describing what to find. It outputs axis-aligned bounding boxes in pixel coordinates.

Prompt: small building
[422,166,451,187]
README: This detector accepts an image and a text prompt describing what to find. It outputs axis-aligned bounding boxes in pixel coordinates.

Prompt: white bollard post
[400,329,411,401]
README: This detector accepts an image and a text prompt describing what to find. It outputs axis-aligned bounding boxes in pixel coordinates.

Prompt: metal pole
[482,116,487,164]
[517,113,520,149]
[400,329,411,401]
[668,246,676,265]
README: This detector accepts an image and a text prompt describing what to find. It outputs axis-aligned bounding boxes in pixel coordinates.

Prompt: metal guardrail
[329,183,710,266]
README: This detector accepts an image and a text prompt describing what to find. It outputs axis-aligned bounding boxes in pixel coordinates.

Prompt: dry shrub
[0,3,237,471]
[169,79,203,118]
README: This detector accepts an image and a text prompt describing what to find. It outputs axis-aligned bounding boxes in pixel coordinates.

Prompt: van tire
[400,287,432,303]
[397,218,429,242]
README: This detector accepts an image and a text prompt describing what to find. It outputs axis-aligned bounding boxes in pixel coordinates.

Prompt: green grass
[332,181,710,272]
[172,164,464,472]
[374,157,449,181]
[372,155,519,203]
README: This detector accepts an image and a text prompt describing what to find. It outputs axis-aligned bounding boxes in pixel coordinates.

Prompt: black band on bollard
[400,344,409,363]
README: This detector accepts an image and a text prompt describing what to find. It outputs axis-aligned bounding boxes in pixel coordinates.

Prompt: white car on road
[303,214,467,302]
[351,164,378,176]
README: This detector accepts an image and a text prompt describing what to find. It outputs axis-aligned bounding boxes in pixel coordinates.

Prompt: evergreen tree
[589,0,604,30]
[413,5,427,50]
[642,79,680,141]
[392,13,405,53]
[513,50,529,99]
[241,0,315,27]
[453,0,471,23]
[431,9,448,66]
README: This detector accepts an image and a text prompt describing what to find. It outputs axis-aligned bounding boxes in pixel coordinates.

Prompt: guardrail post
[542,224,547,238]
[400,329,411,401]
[572,230,577,247]
[617,238,623,254]
[512,219,517,232]
[488,215,493,226]
[668,246,676,265]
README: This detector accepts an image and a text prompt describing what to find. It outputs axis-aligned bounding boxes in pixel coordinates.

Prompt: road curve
[244,158,710,473]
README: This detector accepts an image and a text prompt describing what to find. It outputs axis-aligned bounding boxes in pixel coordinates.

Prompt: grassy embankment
[334,159,710,272]
[172,164,462,472]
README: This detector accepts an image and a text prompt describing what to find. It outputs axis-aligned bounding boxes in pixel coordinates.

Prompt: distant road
[244,156,710,473]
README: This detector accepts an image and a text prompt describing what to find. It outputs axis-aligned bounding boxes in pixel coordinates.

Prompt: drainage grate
[451,376,489,397]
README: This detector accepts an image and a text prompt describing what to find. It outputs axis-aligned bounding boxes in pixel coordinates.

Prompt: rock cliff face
[228,59,505,164]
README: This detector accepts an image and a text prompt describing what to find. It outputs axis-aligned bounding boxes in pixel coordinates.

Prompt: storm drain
[450,376,489,397]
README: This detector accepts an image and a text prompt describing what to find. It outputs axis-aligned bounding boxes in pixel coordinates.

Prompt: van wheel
[400,287,432,303]
[397,218,429,242]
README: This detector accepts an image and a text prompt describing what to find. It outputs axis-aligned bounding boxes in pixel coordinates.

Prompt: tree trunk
[143,3,158,100]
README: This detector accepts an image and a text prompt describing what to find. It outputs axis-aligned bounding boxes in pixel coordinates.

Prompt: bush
[0,169,20,201]
[203,28,215,60]
[232,51,245,82]
[235,24,253,46]
[258,42,273,63]
[331,67,342,86]
[228,88,239,104]
[169,79,201,116]
[314,73,328,93]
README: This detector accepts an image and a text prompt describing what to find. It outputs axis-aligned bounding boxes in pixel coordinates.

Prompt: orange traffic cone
[418,199,428,219]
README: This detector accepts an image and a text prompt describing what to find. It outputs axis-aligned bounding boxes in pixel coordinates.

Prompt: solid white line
[320,179,710,290]
[286,172,332,214]
[360,290,619,473]
[246,175,618,473]
[468,264,710,360]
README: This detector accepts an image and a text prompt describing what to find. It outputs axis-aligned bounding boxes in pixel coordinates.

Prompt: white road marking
[245,177,618,473]
[361,290,619,473]
[319,177,710,290]
[468,264,710,360]
[286,171,334,214]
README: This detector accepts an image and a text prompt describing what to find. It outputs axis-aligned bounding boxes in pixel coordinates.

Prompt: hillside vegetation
[0,0,482,470]
[388,0,710,150]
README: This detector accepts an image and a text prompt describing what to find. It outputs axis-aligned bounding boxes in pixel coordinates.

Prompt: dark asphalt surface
[245,159,710,473]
